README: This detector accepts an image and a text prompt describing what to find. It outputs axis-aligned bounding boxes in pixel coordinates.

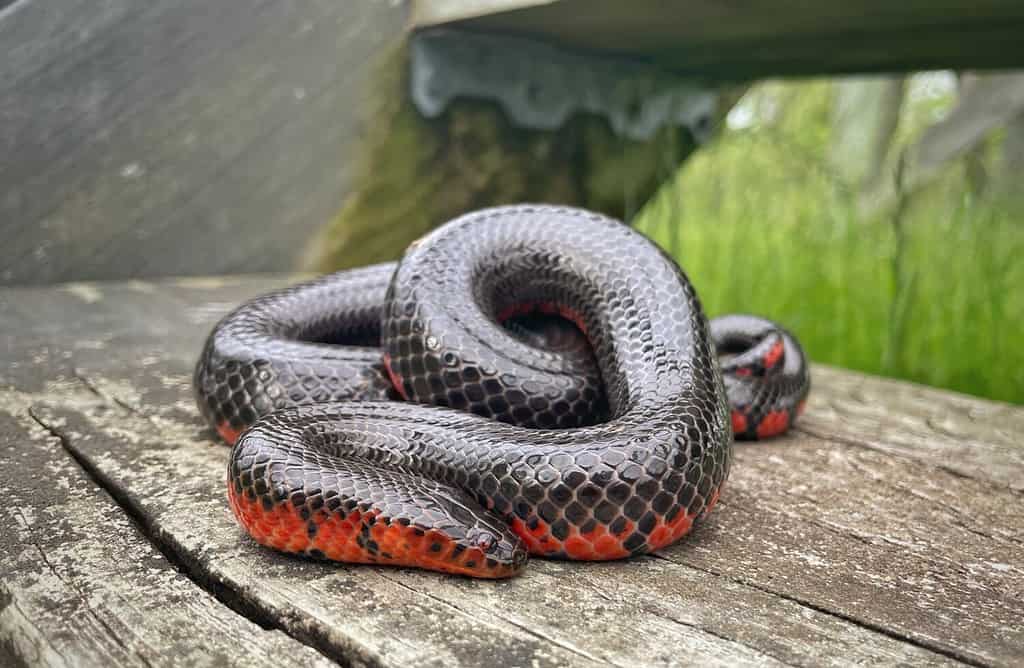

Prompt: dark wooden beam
[415,0,1024,78]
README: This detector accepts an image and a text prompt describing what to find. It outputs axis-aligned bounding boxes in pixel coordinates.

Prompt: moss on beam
[302,43,699,273]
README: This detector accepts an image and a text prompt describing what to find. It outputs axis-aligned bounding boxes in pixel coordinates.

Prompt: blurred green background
[635,74,1024,404]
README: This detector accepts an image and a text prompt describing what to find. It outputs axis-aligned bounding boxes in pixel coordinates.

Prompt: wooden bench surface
[1,276,1022,667]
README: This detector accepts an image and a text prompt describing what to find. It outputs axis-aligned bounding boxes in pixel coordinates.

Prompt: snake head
[450,526,528,578]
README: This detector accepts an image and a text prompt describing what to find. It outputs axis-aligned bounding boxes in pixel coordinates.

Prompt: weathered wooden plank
[0,0,406,285]
[26,394,962,667]
[666,436,1024,665]
[0,399,331,667]
[799,365,1024,491]
[4,277,1022,666]
[416,0,1024,77]
[22,404,598,668]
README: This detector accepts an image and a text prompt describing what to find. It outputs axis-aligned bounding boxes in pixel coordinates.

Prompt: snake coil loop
[195,205,809,577]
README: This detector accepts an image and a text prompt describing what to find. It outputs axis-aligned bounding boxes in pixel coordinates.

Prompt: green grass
[635,130,1024,405]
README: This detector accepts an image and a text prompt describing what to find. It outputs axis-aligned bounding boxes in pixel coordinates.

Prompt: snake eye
[467,528,497,552]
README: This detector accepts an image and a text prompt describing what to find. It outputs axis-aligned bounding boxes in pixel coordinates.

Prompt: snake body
[194,205,809,577]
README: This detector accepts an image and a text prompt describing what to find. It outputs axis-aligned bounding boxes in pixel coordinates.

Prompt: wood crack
[649,554,986,668]
[12,471,157,667]
[72,368,145,416]
[373,571,617,666]
[565,564,799,667]
[26,405,351,668]
[845,459,1024,550]
[639,605,798,668]
[793,422,1024,497]
[780,490,919,550]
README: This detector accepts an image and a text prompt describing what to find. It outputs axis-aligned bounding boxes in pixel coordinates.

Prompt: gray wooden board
[1,276,1022,667]
[416,0,1024,78]
[0,392,331,665]
[0,0,407,286]
[800,366,1024,492]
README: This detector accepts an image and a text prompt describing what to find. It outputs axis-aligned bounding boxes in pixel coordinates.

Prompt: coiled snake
[194,205,809,577]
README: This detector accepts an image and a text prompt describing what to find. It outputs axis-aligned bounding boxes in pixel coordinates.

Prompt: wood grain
[800,365,1024,491]
[1,276,1021,666]
[0,404,331,666]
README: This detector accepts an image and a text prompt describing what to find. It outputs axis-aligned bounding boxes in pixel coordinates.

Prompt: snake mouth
[455,522,529,576]
[415,549,528,579]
